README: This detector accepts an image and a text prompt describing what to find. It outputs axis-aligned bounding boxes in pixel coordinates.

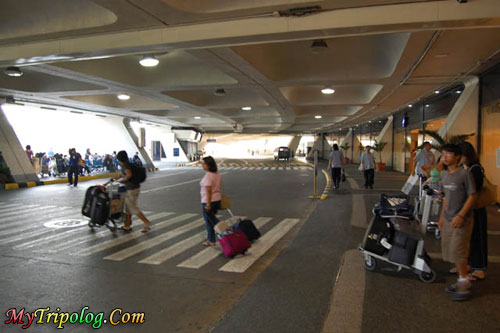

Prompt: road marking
[146,171,188,180]
[0,205,57,221]
[0,209,76,239]
[351,195,367,228]
[347,176,360,189]
[0,204,23,211]
[271,167,276,170]
[322,249,365,333]
[76,213,197,256]
[219,218,300,273]
[103,218,204,261]
[13,228,83,250]
[286,167,291,170]
[178,217,273,269]
[0,205,34,214]
[263,167,269,170]
[142,172,228,193]
[0,206,70,230]
[241,167,248,170]
[233,167,241,170]
[139,231,206,265]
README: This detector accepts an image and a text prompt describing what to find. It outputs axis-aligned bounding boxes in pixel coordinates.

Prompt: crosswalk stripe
[233,167,241,170]
[271,167,276,170]
[0,203,23,210]
[263,167,269,170]
[0,207,74,232]
[138,232,206,265]
[219,218,300,273]
[241,167,248,170]
[0,208,75,237]
[13,228,83,250]
[45,212,172,252]
[0,206,61,227]
[0,205,51,220]
[286,167,291,170]
[76,213,196,256]
[103,218,204,261]
[177,217,273,269]
[0,204,30,214]
[138,215,248,265]
[256,167,262,170]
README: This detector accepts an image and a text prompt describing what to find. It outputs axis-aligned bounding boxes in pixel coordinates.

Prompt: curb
[176,161,200,167]
[320,169,333,200]
[0,167,158,191]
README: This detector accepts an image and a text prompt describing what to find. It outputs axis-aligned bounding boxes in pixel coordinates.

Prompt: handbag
[471,165,497,208]
[358,163,363,171]
[341,169,346,182]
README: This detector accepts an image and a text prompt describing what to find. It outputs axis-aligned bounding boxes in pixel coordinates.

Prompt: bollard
[310,149,319,199]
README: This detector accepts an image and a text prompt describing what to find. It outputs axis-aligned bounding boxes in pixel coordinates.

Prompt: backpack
[129,163,147,184]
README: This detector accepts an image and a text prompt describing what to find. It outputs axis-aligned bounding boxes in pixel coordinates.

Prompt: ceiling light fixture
[214,88,226,96]
[4,66,23,77]
[315,115,322,119]
[425,104,430,107]
[408,104,413,108]
[310,39,328,54]
[241,106,252,111]
[139,56,159,67]
[117,94,130,100]
[434,90,440,94]
[321,86,335,95]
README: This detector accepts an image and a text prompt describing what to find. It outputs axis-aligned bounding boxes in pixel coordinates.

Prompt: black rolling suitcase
[233,219,261,242]
[388,231,418,266]
[90,192,110,226]
[364,215,395,255]
[82,186,101,218]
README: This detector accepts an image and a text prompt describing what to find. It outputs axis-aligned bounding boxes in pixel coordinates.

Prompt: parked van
[273,147,291,161]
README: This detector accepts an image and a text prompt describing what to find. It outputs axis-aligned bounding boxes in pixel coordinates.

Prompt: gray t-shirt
[441,168,475,221]
[414,149,434,176]
[360,152,375,170]
[329,150,344,168]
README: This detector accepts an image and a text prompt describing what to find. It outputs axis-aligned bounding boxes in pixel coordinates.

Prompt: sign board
[173,148,179,157]
[207,139,216,143]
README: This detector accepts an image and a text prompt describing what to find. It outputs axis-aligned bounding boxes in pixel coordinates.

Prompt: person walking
[25,145,33,164]
[360,146,376,189]
[439,144,477,301]
[67,148,82,187]
[200,156,222,247]
[328,144,344,189]
[415,141,435,181]
[459,141,488,281]
[115,151,151,233]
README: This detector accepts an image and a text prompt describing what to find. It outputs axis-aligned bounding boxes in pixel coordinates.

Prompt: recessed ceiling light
[456,90,462,94]
[241,106,252,111]
[117,94,130,100]
[315,115,322,119]
[194,116,201,119]
[321,86,335,94]
[4,66,23,77]
[368,120,372,123]
[139,56,159,67]
[408,104,413,108]
[214,88,226,96]
[434,90,440,94]
[425,104,430,107]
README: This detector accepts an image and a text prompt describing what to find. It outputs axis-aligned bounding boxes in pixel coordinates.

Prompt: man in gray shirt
[327,144,344,189]
[439,144,477,301]
[414,142,435,179]
[360,146,376,189]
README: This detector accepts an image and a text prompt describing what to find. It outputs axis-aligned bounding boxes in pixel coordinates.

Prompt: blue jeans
[202,201,221,243]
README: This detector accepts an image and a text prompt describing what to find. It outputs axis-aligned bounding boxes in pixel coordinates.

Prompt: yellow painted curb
[5,183,19,190]
[321,169,333,200]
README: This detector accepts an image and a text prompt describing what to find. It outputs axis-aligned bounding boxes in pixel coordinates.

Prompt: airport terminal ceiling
[1,0,500,135]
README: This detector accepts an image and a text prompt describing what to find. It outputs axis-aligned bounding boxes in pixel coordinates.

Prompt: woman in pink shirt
[200,156,222,246]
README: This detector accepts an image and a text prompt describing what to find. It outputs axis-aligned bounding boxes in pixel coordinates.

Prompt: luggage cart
[421,185,443,239]
[84,180,126,232]
[359,194,436,283]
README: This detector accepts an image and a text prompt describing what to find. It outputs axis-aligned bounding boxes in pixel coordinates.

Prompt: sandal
[118,226,132,232]
[202,241,216,247]
[141,222,152,233]
[468,271,486,281]
[449,266,471,274]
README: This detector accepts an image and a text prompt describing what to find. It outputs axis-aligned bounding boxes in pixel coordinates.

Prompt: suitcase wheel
[364,255,377,271]
[418,269,436,283]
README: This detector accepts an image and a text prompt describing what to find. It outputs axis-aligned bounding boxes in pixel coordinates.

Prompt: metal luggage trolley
[359,194,436,283]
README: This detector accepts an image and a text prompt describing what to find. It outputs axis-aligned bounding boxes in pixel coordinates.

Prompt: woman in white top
[200,156,222,246]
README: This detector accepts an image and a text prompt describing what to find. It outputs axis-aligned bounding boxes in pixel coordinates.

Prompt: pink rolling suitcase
[219,230,251,258]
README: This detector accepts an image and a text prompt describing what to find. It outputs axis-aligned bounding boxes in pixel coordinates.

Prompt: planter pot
[343,157,350,164]
[376,163,386,171]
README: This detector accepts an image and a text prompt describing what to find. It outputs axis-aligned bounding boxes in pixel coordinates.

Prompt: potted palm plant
[418,130,474,151]
[340,143,350,164]
[373,142,387,171]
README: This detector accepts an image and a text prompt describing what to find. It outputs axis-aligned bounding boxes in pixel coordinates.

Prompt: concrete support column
[123,118,155,169]
[375,116,394,169]
[0,104,38,183]
[340,129,353,162]
[307,133,331,160]
[288,136,301,155]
